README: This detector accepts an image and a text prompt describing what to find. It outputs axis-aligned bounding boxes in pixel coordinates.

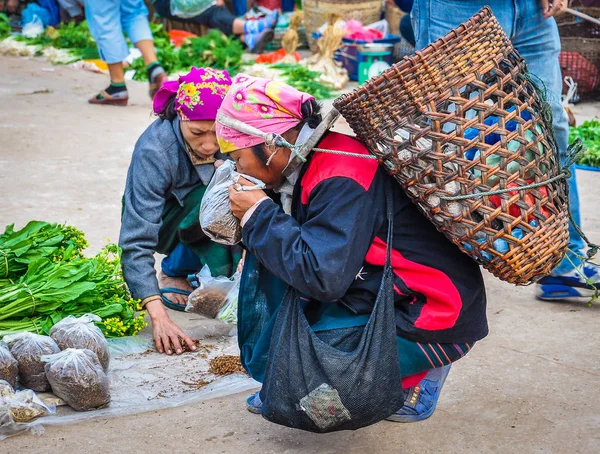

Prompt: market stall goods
[0,342,18,388]
[43,349,110,412]
[50,314,110,372]
[0,389,51,422]
[4,333,60,392]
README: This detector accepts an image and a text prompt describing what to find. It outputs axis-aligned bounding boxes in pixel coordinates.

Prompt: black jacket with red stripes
[242,132,488,344]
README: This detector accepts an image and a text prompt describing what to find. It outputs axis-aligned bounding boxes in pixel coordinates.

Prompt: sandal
[88,90,128,106]
[149,72,169,100]
[159,287,191,312]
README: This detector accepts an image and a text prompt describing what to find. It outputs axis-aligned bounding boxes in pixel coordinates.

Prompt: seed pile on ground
[5,333,60,392]
[44,348,111,412]
[0,342,18,388]
[208,355,246,376]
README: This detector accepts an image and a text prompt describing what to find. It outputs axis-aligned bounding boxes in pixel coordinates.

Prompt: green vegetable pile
[0,222,146,338]
[14,20,99,60]
[130,28,245,81]
[570,119,600,169]
[178,30,244,73]
[270,63,334,99]
[0,13,10,40]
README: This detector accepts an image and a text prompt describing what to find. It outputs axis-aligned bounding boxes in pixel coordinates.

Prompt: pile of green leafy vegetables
[0,222,146,338]
[130,28,245,81]
[570,119,600,169]
[269,63,335,99]
[0,13,10,40]
[13,20,99,60]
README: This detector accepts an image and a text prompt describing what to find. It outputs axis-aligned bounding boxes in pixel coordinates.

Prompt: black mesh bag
[259,189,404,432]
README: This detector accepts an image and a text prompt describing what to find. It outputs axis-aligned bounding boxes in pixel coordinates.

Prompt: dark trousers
[152,0,236,35]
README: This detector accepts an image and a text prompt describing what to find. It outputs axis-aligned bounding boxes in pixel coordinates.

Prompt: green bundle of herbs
[0,221,88,280]
[0,13,10,40]
[178,30,244,74]
[269,63,334,99]
[14,20,99,59]
[0,224,145,338]
[570,119,600,169]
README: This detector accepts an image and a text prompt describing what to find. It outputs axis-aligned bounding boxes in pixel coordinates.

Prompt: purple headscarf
[153,67,232,121]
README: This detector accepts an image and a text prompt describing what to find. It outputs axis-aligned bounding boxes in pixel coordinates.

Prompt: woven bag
[303,0,383,52]
[333,7,570,285]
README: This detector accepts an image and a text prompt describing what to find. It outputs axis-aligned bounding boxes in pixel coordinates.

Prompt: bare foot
[158,271,194,307]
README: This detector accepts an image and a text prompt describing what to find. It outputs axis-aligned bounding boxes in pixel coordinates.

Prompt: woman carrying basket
[216,75,488,423]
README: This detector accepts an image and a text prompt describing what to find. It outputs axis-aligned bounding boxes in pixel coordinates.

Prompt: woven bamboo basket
[333,7,570,285]
[303,0,384,52]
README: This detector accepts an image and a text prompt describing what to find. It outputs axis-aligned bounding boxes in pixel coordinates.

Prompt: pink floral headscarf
[215,74,315,153]
[153,67,232,121]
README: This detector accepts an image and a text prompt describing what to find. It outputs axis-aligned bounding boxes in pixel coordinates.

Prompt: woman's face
[230,145,290,189]
[180,120,219,159]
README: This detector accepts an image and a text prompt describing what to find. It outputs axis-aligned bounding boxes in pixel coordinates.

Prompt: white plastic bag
[42,349,111,412]
[0,389,55,422]
[171,0,216,19]
[4,333,60,392]
[50,314,110,372]
[217,275,241,324]
[22,15,44,38]
[186,265,240,319]
[200,161,266,246]
[0,342,18,388]
[366,19,389,37]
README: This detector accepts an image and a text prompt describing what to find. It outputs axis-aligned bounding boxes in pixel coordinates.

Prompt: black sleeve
[242,177,384,301]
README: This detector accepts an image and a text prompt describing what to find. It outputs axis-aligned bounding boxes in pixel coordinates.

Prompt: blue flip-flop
[159,287,191,312]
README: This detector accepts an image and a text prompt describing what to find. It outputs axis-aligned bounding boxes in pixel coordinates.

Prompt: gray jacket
[119,117,219,300]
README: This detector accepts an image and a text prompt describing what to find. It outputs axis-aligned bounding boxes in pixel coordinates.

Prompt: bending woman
[216,75,488,422]
[119,67,241,355]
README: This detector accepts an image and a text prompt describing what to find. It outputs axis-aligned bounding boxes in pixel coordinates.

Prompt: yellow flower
[183,83,197,97]
[217,137,238,154]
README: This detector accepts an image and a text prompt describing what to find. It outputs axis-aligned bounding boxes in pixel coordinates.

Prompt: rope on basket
[313,140,599,262]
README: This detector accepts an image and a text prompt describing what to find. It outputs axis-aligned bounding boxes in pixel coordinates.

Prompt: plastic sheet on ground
[4,323,258,437]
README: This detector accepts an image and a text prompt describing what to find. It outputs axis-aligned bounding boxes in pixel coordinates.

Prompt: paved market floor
[1,56,600,454]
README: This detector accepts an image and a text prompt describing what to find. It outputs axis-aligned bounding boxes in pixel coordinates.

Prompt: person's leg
[193,5,276,52]
[399,13,415,47]
[120,0,167,98]
[508,1,585,278]
[156,188,207,307]
[85,0,130,105]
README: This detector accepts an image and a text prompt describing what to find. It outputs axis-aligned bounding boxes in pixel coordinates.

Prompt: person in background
[411,0,600,301]
[391,0,415,46]
[57,0,84,21]
[152,0,279,53]
[216,75,487,421]
[119,67,241,355]
[84,0,168,105]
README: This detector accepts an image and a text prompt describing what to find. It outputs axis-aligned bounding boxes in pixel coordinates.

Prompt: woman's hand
[229,177,267,219]
[145,300,197,355]
[237,251,246,274]
[541,0,568,18]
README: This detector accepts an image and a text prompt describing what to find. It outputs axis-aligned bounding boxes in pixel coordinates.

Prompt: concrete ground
[1,55,600,454]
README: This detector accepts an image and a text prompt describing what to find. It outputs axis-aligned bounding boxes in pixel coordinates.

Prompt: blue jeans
[85,0,153,64]
[161,243,202,278]
[412,0,585,273]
